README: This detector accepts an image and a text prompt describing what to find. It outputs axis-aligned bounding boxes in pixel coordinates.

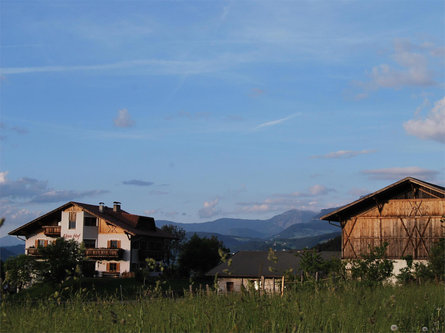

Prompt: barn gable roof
[206,251,340,278]
[320,177,445,223]
[8,201,175,239]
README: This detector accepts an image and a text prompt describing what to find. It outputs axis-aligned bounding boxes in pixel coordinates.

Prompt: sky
[0,0,444,236]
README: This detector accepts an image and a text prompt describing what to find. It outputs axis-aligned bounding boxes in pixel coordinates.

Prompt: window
[84,217,97,227]
[69,212,76,229]
[37,239,47,247]
[83,239,96,248]
[109,263,118,272]
[109,240,120,249]
[226,282,234,292]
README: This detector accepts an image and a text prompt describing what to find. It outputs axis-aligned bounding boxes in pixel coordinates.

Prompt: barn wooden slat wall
[342,199,444,259]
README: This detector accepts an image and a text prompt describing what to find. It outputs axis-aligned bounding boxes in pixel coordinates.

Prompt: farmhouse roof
[8,201,176,239]
[206,251,340,278]
[320,177,445,223]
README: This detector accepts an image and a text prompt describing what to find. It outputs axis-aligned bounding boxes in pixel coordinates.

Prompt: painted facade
[10,201,175,277]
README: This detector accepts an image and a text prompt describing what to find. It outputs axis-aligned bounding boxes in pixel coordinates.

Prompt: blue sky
[1,0,444,236]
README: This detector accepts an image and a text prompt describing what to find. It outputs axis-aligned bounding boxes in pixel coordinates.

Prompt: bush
[350,243,393,285]
[4,255,38,292]
[397,239,445,284]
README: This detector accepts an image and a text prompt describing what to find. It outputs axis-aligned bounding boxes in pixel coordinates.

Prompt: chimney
[113,201,121,212]
[99,202,105,213]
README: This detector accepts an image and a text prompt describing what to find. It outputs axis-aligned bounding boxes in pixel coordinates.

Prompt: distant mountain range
[0,208,340,261]
[158,208,340,252]
[157,208,335,239]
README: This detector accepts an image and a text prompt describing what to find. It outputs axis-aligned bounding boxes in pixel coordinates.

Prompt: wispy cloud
[404,96,445,144]
[0,53,256,76]
[30,190,108,203]
[312,149,375,159]
[362,167,438,181]
[0,171,108,203]
[122,179,154,187]
[114,109,134,128]
[0,200,42,237]
[236,184,334,215]
[256,113,300,129]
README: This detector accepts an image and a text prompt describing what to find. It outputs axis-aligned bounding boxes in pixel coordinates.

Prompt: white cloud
[114,109,134,128]
[308,184,331,196]
[356,39,439,97]
[312,149,375,159]
[198,199,221,218]
[363,167,438,181]
[256,113,300,129]
[0,171,8,184]
[404,97,445,144]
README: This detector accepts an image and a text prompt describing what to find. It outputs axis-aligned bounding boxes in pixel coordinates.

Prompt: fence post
[260,275,265,295]
[281,276,285,297]
[315,271,319,282]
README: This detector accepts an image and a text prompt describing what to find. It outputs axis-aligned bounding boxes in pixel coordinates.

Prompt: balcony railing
[42,225,61,237]
[27,248,41,256]
[85,248,122,259]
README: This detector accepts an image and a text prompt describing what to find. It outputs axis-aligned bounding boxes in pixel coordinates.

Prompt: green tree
[298,249,325,276]
[160,225,186,269]
[4,255,37,292]
[37,238,84,283]
[178,234,229,277]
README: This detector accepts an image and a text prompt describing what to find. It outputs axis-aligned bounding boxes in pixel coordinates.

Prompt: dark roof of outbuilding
[320,177,445,223]
[206,251,340,278]
[8,201,176,239]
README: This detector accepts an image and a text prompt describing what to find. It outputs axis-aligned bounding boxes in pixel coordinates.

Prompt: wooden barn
[320,177,444,263]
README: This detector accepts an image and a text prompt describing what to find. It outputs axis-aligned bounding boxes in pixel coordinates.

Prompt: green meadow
[2,282,443,333]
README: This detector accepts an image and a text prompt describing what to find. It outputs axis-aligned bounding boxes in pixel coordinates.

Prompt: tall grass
[2,283,443,332]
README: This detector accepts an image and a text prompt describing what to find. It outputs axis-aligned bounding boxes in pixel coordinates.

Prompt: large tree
[161,225,186,269]
[178,234,229,277]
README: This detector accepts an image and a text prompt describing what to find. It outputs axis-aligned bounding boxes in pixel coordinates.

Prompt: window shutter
[106,263,110,272]
[117,240,121,248]
[44,240,48,247]
[35,240,38,248]
[116,263,120,272]
[107,240,111,248]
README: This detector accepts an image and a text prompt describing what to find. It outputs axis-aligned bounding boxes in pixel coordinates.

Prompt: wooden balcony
[27,248,41,256]
[43,225,61,237]
[85,248,122,259]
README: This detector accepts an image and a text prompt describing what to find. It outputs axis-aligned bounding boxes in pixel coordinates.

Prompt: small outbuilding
[206,250,339,293]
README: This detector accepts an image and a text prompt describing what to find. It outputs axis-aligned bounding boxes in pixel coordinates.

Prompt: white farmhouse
[9,201,175,277]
